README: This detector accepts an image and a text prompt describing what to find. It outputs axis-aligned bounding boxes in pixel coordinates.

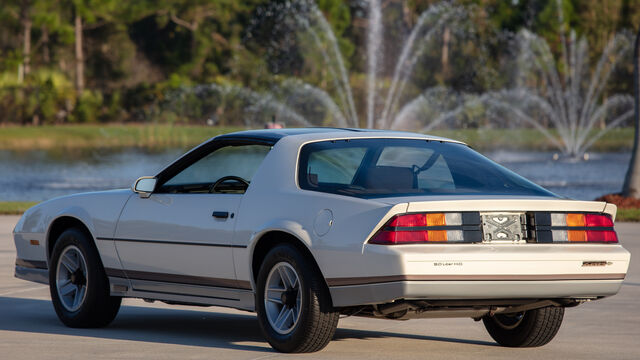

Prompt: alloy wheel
[55,245,88,312]
[264,262,302,335]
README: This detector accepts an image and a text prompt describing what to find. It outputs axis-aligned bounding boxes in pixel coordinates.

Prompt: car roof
[214,127,464,145]
[156,127,467,184]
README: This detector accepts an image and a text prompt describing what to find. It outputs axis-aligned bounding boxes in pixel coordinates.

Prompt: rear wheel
[482,306,564,347]
[256,244,339,353]
[49,228,121,328]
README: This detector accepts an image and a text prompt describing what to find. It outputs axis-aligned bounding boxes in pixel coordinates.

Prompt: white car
[13,128,630,352]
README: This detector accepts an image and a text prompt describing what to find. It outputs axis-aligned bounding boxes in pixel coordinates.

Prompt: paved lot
[1,215,638,359]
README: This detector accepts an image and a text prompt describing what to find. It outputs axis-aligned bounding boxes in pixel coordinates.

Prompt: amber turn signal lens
[566,213,585,227]
[568,230,587,242]
[427,230,447,242]
[426,213,446,226]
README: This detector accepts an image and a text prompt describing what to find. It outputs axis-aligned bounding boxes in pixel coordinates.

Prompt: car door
[114,142,271,298]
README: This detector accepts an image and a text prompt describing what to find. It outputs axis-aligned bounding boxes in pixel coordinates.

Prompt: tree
[74,10,83,93]
[622,28,640,198]
[70,0,121,93]
[0,0,33,82]
[20,0,32,80]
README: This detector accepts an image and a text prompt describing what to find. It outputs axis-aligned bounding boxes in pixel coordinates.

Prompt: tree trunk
[441,27,450,78]
[18,64,24,83]
[622,28,640,198]
[75,14,84,94]
[42,25,50,63]
[19,0,32,82]
[402,0,412,28]
[23,19,31,76]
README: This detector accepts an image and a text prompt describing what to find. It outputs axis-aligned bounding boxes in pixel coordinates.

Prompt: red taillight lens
[556,213,618,243]
[585,214,614,227]
[370,230,429,244]
[586,230,618,243]
[369,213,461,244]
[369,230,395,244]
[388,214,426,227]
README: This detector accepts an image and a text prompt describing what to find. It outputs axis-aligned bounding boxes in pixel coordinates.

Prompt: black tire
[255,244,339,353]
[49,228,121,328]
[482,306,564,347]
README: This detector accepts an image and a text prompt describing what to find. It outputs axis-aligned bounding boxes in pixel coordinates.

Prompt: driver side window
[161,144,271,194]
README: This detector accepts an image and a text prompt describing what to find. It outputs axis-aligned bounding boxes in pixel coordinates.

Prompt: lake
[0,148,630,202]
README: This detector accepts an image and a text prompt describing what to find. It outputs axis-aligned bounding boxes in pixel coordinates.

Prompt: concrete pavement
[1,215,638,359]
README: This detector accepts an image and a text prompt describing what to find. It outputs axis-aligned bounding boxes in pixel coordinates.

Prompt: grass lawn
[616,208,640,222]
[0,124,634,152]
[428,127,633,153]
[0,124,244,151]
[0,202,39,215]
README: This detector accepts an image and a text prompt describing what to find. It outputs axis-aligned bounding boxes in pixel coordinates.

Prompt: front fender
[47,206,96,243]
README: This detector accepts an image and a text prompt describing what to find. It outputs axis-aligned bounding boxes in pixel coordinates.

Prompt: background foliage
[1,0,639,126]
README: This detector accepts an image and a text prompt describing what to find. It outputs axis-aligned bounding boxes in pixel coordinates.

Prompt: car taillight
[370,213,465,245]
[549,213,617,243]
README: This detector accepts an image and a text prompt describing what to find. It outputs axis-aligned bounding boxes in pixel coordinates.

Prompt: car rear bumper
[328,277,624,307]
[324,243,630,307]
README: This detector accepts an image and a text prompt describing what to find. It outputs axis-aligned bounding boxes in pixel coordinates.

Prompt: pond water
[0,148,630,202]
[487,150,629,200]
[0,149,184,202]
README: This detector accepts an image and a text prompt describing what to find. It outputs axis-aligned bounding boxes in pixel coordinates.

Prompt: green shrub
[70,90,104,123]
[0,69,75,125]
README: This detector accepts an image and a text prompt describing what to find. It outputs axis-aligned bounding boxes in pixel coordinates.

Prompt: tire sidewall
[484,311,535,346]
[483,306,564,347]
[255,244,318,352]
[49,228,105,326]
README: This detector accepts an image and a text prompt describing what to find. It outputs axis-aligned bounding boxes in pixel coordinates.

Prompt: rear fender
[247,219,313,287]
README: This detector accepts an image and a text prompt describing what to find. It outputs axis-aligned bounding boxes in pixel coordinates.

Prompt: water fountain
[237,0,467,130]
[162,0,632,158]
[157,84,313,128]
[376,3,466,129]
[381,0,633,157]
[366,0,382,129]
[482,26,633,157]
[10,0,635,202]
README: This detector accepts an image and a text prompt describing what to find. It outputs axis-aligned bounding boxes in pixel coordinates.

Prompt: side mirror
[132,177,157,198]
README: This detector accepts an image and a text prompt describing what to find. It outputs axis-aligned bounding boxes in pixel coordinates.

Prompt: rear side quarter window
[306,147,367,186]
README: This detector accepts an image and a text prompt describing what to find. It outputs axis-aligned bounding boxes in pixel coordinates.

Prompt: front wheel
[49,228,121,328]
[256,244,339,353]
[483,306,564,347]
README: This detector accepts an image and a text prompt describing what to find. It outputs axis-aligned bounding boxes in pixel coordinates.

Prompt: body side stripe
[326,273,627,287]
[96,237,247,249]
[105,267,252,290]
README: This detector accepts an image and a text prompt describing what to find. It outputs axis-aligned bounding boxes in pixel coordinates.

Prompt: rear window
[298,139,556,198]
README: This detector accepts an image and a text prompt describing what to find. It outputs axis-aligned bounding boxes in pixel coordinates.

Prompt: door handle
[212,211,229,219]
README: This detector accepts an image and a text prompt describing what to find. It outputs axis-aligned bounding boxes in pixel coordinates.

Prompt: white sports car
[13,128,630,352]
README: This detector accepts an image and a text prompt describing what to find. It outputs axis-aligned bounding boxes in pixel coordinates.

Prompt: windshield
[298,138,557,198]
